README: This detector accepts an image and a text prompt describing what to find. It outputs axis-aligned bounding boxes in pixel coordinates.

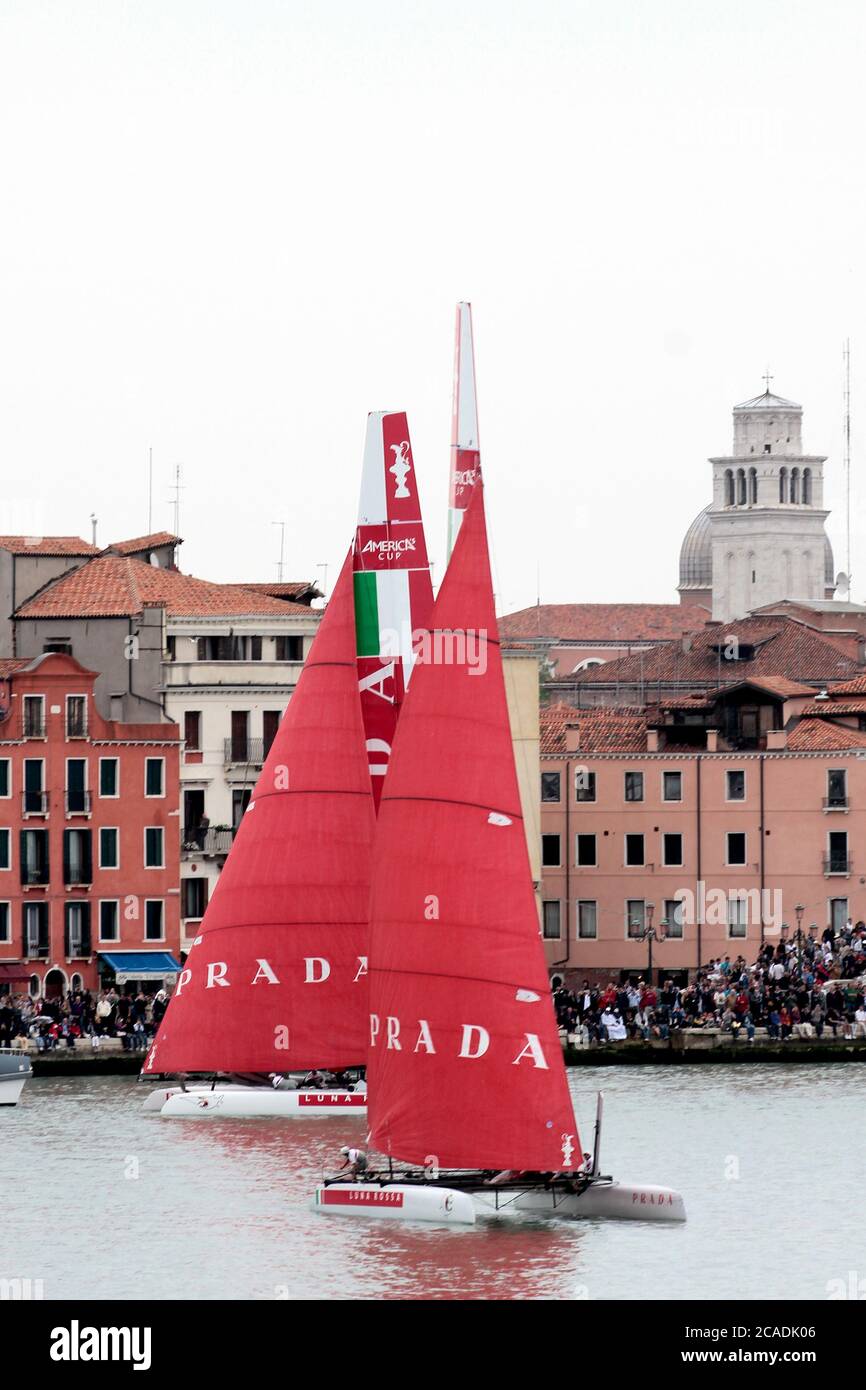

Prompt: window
[724,469,734,505]
[779,466,788,502]
[66,758,88,814]
[99,901,120,943]
[99,758,119,797]
[624,771,644,802]
[23,695,45,738]
[182,878,208,919]
[20,829,49,885]
[728,896,748,938]
[830,898,848,933]
[662,833,683,866]
[43,640,72,655]
[541,834,561,867]
[542,901,561,939]
[626,900,646,938]
[576,834,597,867]
[625,833,645,866]
[726,769,745,801]
[63,829,93,886]
[66,695,87,738]
[145,758,165,797]
[0,829,8,871]
[663,771,682,801]
[803,467,812,504]
[145,900,164,941]
[578,900,597,939]
[827,831,849,875]
[99,828,119,869]
[184,711,201,751]
[726,832,747,866]
[232,789,251,830]
[541,772,561,803]
[263,710,281,758]
[827,769,847,808]
[23,902,49,957]
[575,770,596,802]
[0,760,9,798]
[230,711,250,762]
[250,636,262,661]
[0,903,9,944]
[145,827,165,868]
[65,902,91,957]
[23,759,45,814]
[663,898,684,939]
[748,467,757,504]
[197,635,261,661]
[275,635,303,661]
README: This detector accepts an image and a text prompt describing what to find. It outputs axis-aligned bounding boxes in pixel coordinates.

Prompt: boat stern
[313,1182,476,1225]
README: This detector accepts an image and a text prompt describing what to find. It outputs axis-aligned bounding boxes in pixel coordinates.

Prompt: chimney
[766,729,787,750]
[565,723,580,753]
[706,730,719,751]
[646,729,659,751]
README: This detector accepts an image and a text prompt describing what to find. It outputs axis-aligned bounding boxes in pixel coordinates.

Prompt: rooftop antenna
[317,561,329,601]
[271,521,286,583]
[762,365,773,394]
[169,464,184,537]
[90,513,98,546]
[844,339,852,597]
[147,447,153,532]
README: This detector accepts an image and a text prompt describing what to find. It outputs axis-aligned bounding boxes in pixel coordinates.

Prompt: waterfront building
[0,652,181,997]
[539,678,866,982]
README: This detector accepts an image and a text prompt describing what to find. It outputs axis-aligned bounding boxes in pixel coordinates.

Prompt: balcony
[22,791,48,817]
[182,827,234,858]
[823,855,852,877]
[64,933,92,958]
[224,737,265,766]
[23,720,46,740]
[24,937,49,959]
[822,796,849,813]
[65,790,92,816]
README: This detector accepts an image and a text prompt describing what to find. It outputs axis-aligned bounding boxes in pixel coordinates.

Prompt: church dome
[679,506,712,588]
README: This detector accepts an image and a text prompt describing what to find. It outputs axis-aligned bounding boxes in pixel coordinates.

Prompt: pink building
[539,678,866,983]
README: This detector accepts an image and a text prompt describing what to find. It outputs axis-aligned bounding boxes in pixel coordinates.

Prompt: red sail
[366,486,580,1172]
[144,551,375,1076]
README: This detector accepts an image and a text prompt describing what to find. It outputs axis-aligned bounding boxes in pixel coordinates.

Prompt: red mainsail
[366,486,580,1172]
[144,551,375,1076]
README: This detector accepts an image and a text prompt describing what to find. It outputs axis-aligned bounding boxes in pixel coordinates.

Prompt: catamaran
[314,485,686,1222]
[0,1048,32,1106]
[142,411,434,1118]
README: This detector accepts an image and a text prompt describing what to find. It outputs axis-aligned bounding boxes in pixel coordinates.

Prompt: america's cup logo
[389,441,412,498]
[561,1133,575,1168]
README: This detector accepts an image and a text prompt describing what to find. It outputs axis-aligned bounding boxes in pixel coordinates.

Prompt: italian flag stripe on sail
[353,411,434,807]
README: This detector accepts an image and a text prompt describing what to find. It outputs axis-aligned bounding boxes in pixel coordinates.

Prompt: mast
[447,302,482,561]
[353,411,434,806]
[144,551,375,1075]
[366,485,580,1172]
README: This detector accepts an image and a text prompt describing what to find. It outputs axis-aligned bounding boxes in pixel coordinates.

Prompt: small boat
[141,1076,367,1116]
[315,475,686,1225]
[0,1048,32,1106]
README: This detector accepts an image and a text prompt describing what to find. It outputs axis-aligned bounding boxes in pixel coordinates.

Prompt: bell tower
[706,386,833,621]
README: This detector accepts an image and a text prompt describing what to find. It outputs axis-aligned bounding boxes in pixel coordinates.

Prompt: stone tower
[679,388,835,621]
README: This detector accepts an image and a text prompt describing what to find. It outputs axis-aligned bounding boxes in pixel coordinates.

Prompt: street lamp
[795,903,805,974]
[638,902,666,983]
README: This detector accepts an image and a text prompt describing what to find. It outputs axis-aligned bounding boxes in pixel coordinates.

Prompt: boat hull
[159,1086,368,1118]
[511,1180,686,1222]
[313,1183,476,1224]
[0,1051,31,1106]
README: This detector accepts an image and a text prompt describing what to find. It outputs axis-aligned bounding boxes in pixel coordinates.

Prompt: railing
[223,737,265,765]
[22,791,48,816]
[822,796,849,811]
[823,855,853,876]
[64,934,92,958]
[66,719,88,739]
[181,828,234,857]
[65,790,92,815]
[23,719,46,739]
[24,937,49,959]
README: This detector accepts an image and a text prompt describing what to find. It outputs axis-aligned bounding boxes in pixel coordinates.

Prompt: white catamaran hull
[510,1181,686,1223]
[313,1183,477,1225]
[0,1051,31,1106]
[159,1087,368,1118]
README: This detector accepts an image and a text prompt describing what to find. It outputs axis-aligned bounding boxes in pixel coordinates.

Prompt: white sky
[2,0,866,612]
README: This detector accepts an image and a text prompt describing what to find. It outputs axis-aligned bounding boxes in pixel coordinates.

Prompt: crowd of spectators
[554,918,866,1045]
[0,987,169,1052]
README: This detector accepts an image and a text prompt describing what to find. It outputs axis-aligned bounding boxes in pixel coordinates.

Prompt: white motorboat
[159,1084,367,1118]
[0,1048,32,1106]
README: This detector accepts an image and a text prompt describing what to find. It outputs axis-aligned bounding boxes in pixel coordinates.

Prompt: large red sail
[144,551,375,1075]
[353,411,434,807]
[366,486,580,1171]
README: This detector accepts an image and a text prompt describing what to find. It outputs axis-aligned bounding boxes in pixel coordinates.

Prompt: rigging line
[368,965,555,993]
[380,793,523,820]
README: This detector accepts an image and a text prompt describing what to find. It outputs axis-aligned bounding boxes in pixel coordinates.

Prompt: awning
[98,952,182,980]
[0,964,33,983]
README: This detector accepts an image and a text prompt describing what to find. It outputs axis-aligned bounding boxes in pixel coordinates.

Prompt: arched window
[779,467,788,502]
[802,467,811,504]
[737,468,746,505]
[748,467,757,504]
[724,469,734,505]
[29,974,40,997]
[790,467,799,503]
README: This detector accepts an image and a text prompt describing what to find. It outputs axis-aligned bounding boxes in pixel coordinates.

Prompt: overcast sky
[2,0,866,613]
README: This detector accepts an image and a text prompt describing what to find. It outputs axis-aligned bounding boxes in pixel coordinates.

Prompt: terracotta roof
[801,697,866,716]
[787,720,866,751]
[827,674,866,696]
[540,701,647,755]
[727,676,816,698]
[106,532,180,555]
[501,603,710,643]
[238,581,322,602]
[14,554,311,619]
[0,535,98,556]
[0,659,30,677]
[559,617,861,689]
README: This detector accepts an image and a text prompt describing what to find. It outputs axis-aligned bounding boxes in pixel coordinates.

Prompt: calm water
[3,1065,863,1301]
